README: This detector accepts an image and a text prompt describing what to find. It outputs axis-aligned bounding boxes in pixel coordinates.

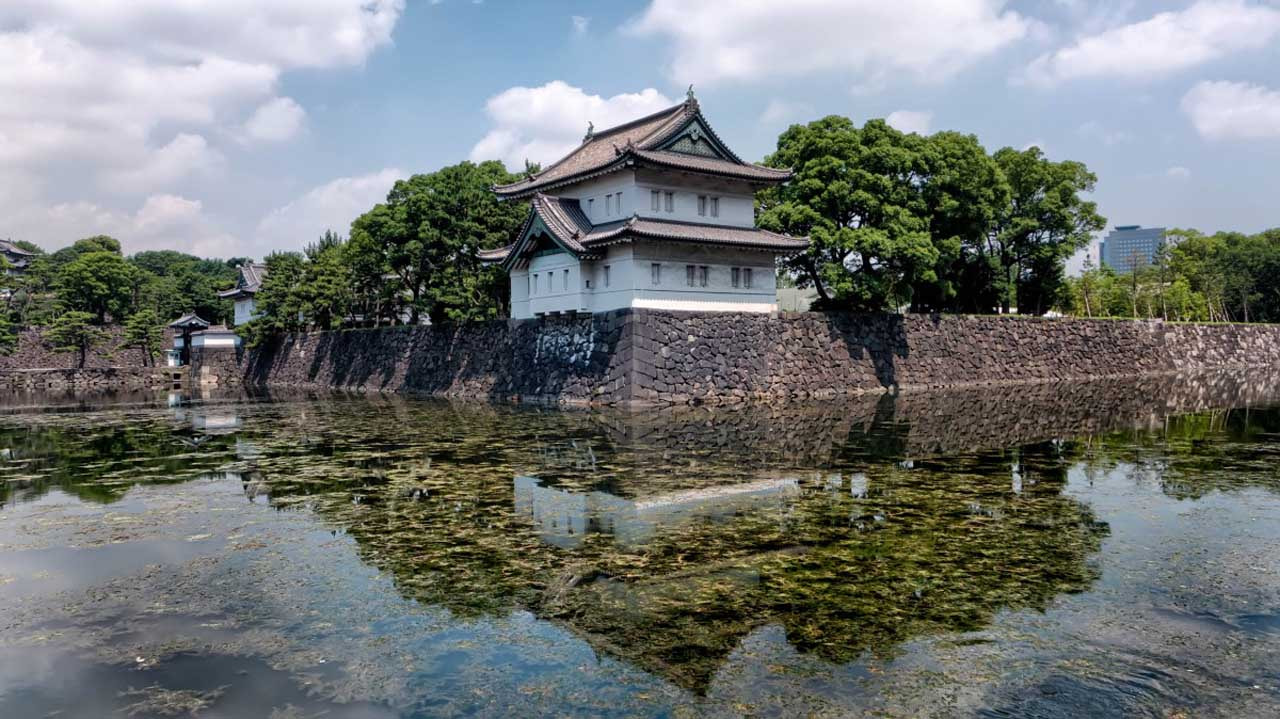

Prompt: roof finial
[583,121,594,142]
[686,84,695,101]
[523,158,536,179]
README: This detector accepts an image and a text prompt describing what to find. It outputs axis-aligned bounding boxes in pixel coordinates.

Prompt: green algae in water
[1,372,1280,717]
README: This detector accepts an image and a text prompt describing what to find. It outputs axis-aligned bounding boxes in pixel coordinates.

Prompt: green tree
[989,147,1105,314]
[759,117,938,311]
[122,309,165,367]
[240,251,306,345]
[55,251,137,323]
[915,131,1010,312]
[348,161,527,324]
[44,311,104,368]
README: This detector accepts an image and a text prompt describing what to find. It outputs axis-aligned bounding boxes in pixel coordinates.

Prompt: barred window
[710,197,719,218]
[743,268,753,289]
[664,191,674,212]
[698,265,708,287]
[651,190,660,211]
[651,263,662,285]
[686,265,696,287]
[731,267,741,288]
[697,195,707,216]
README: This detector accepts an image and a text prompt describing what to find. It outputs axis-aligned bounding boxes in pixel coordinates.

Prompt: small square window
[698,265,708,287]
[710,197,719,218]
[697,195,707,216]
[743,268,753,289]
[651,263,662,285]
[650,190,660,211]
[731,267,741,288]
[664,191,674,212]
[686,264,696,287]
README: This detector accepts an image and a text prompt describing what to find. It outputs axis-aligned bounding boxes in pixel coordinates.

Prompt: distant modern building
[0,240,34,275]
[1100,225,1166,273]
[480,88,808,318]
[218,262,268,326]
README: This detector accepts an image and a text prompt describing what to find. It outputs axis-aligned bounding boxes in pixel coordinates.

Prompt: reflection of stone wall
[198,310,1280,405]
[591,370,1280,462]
[0,366,182,393]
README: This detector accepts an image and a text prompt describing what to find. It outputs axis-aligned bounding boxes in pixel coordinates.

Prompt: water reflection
[1,370,1279,713]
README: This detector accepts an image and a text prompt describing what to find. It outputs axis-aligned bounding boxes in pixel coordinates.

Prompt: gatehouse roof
[492,96,792,200]
[218,262,268,299]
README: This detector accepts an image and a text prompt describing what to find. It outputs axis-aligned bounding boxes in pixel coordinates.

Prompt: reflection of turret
[514,474,799,548]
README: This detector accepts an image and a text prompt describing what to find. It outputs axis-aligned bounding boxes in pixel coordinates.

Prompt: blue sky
[3,1,1280,268]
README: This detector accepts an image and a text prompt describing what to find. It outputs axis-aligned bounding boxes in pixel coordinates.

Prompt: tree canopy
[759,117,1105,314]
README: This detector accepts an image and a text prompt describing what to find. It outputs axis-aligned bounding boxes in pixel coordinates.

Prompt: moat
[2,373,1280,717]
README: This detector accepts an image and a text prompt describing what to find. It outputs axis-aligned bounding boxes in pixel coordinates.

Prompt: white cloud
[101,134,225,193]
[1019,0,1280,87]
[242,97,307,143]
[1,194,238,257]
[571,16,590,35]
[0,1,403,256]
[1166,166,1192,180]
[629,0,1032,86]
[1076,120,1131,146]
[885,110,933,135]
[759,99,814,126]
[255,168,403,252]
[1181,80,1280,141]
[469,82,676,170]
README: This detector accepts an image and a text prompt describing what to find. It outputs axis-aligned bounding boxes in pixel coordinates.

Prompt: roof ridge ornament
[523,158,536,179]
[583,121,594,143]
[685,84,697,110]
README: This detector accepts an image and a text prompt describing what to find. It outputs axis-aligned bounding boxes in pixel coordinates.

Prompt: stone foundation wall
[0,366,185,393]
[197,311,1280,405]
[0,327,175,370]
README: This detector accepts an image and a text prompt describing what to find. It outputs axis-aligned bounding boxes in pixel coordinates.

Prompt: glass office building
[1100,225,1165,273]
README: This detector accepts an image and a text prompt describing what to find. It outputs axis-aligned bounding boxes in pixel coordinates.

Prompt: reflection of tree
[6,373,1280,693]
[246,402,1109,693]
[1077,407,1280,500]
[0,417,238,505]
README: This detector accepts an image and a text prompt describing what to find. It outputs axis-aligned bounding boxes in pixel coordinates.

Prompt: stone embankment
[0,327,182,395]
[191,310,1280,406]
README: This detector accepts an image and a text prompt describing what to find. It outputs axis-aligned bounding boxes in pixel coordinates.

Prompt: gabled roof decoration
[217,262,268,299]
[482,194,808,270]
[492,96,792,199]
[169,313,211,329]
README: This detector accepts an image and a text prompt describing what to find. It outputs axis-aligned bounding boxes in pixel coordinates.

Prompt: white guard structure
[482,91,808,319]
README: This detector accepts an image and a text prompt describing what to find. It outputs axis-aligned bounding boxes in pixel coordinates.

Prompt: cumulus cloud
[628,0,1032,86]
[255,168,403,252]
[759,99,814,126]
[885,110,933,135]
[1019,0,1280,87]
[242,97,307,143]
[1181,80,1280,141]
[0,1,403,254]
[101,134,226,193]
[469,82,675,170]
[571,16,590,35]
[2,194,238,256]
[1166,166,1192,180]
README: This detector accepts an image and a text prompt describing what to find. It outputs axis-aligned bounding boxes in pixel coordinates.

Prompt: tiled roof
[0,239,35,257]
[218,262,268,298]
[492,98,788,198]
[630,150,792,182]
[479,198,808,265]
[583,216,809,252]
[168,313,211,329]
